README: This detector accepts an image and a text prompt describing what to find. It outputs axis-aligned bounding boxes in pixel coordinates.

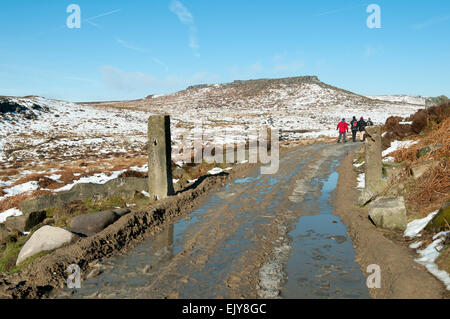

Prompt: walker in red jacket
[337,119,349,143]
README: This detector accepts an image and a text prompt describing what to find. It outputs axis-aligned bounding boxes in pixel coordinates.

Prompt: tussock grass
[52,196,128,228]
[408,159,449,206]
[392,117,450,163]
[0,190,51,213]
[0,235,51,275]
[0,155,148,213]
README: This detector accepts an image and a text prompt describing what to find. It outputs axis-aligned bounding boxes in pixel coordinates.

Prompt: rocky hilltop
[117,76,381,112]
[0,96,50,119]
[87,76,423,142]
[186,75,322,90]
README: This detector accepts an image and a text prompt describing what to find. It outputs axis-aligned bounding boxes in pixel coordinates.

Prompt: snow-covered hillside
[1,77,424,168]
[1,96,151,165]
[91,76,424,143]
[364,95,427,106]
[0,76,426,219]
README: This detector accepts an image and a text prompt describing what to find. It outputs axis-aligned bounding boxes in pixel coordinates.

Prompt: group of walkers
[337,117,374,143]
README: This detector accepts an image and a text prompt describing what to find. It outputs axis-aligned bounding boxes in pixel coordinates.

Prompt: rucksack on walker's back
[351,120,358,130]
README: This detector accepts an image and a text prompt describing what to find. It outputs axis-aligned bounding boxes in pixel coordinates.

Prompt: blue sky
[0,0,449,101]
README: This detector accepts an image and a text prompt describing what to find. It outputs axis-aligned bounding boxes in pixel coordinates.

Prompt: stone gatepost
[359,126,387,205]
[148,115,174,200]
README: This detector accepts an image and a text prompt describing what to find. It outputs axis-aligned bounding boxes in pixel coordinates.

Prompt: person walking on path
[358,117,368,141]
[350,116,359,142]
[337,118,349,143]
[366,118,374,126]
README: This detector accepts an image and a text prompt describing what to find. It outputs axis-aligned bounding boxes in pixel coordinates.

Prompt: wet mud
[58,143,370,299]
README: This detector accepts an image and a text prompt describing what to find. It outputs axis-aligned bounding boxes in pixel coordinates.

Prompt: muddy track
[6,142,437,299]
[0,162,258,299]
[57,142,369,299]
[334,152,446,299]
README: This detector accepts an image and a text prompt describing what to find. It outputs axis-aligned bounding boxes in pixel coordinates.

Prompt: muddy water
[60,143,370,299]
[281,163,370,298]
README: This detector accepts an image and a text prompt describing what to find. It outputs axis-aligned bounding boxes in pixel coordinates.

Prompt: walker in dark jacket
[358,117,367,132]
[350,116,358,142]
[358,117,368,141]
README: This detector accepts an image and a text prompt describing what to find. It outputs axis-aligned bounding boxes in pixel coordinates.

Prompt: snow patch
[47,174,62,182]
[409,241,423,249]
[0,181,39,200]
[53,170,126,192]
[130,165,148,173]
[0,208,23,224]
[208,167,224,175]
[405,212,450,290]
[382,140,419,157]
[365,95,426,105]
[383,156,395,163]
[414,232,450,290]
[356,174,365,189]
[0,180,15,188]
[404,210,439,238]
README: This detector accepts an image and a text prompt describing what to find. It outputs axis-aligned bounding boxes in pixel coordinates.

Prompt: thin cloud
[35,8,120,36]
[116,38,169,72]
[189,26,200,57]
[364,47,376,57]
[99,65,219,93]
[86,20,100,28]
[151,58,170,72]
[170,1,200,57]
[82,9,121,30]
[0,63,96,84]
[273,61,304,73]
[0,63,101,93]
[85,9,121,22]
[249,62,264,73]
[64,76,99,84]
[100,66,156,92]
[169,1,194,24]
[116,38,150,53]
[314,4,366,17]
[272,52,304,74]
[364,45,384,57]
[229,62,265,78]
[412,14,450,30]
[273,52,288,63]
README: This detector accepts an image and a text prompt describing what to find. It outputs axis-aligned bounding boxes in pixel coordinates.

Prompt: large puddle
[60,144,370,299]
[61,197,226,298]
[281,162,370,298]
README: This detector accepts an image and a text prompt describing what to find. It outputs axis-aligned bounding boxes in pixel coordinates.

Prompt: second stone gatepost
[359,125,387,205]
[148,115,174,200]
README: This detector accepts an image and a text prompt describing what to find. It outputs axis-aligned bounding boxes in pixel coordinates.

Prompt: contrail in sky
[314,4,366,17]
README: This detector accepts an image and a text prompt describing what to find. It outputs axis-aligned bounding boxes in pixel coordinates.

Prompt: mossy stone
[426,201,450,233]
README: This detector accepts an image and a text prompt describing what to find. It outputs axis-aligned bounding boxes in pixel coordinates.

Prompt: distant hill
[88,76,419,113]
